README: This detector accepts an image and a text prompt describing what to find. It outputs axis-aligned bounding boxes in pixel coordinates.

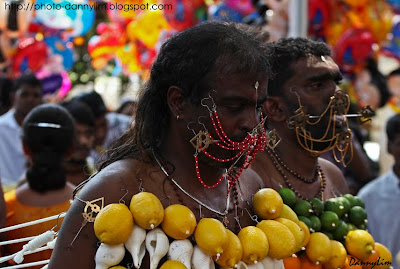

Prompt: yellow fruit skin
[94,203,134,245]
[345,230,375,260]
[215,229,243,268]
[253,188,283,220]
[279,204,300,223]
[130,192,164,230]
[275,218,305,253]
[257,220,296,260]
[325,240,347,269]
[160,260,188,269]
[238,226,269,264]
[296,220,311,249]
[161,204,196,240]
[305,232,332,264]
[373,243,393,269]
[194,218,228,256]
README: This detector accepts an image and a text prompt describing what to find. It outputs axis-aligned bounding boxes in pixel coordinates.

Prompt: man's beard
[286,99,348,154]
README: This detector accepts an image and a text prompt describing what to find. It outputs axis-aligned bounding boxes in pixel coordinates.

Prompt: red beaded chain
[210,112,250,149]
[202,148,247,162]
[194,155,226,189]
[193,109,266,190]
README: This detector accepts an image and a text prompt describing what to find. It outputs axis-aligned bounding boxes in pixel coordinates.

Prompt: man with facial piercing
[49,22,271,268]
[251,37,353,201]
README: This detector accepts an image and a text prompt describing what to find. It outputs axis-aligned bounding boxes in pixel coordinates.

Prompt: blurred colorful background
[1,0,400,113]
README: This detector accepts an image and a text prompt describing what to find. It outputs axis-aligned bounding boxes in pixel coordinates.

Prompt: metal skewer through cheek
[308,105,375,122]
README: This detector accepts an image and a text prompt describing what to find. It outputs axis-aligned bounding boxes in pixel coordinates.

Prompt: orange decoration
[284,254,301,269]
[362,246,380,269]
[299,253,322,269]
[343,255,364,269]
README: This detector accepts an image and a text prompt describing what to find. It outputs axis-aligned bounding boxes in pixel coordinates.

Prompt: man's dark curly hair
[267,37,332,96]
[386,113,400,143]
[100,22,271,169]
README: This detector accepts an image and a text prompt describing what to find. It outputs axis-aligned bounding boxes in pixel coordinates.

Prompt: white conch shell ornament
[168,239,194,269]
[260,256,285,269]
[145,228,169,269]
[94,243,125,269]
[125,225,147,268]
[192,245,216,269]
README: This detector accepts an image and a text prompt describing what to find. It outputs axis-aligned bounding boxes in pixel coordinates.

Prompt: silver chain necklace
[152,150,230,217]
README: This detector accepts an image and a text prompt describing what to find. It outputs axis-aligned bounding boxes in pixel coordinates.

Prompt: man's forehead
[213,73,267,90]
[303,54,339,71]
[17,84,41,92]
[76,122,94,130]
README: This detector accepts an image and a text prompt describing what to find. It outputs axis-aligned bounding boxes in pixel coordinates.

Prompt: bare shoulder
[48,158,146,269]
[76,159,143,201]
[241,167,263,190]
[250,152,279,189]
[250,152,269,177]
[318,157,349,197]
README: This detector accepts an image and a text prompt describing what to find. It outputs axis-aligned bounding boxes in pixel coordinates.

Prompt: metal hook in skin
[187,121,197,135]
[197,116,208,132]
[208,91,218,111]
[51,212,66,231]
[200,91,217,113]
[119,188,129,205]
[159,195,171,206]
[289,87,300,98]
[200,96,213,113]
[138,178,145,192]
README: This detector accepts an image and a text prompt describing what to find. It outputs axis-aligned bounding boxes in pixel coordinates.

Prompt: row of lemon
[93,189,307,268]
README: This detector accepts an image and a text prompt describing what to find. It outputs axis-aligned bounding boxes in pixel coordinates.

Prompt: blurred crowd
[0,72,137,266]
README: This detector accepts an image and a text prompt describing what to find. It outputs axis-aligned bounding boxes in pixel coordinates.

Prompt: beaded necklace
[266,148,326,201]
[269,148,319,183]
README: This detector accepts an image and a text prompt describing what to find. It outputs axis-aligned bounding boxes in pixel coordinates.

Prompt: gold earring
[176,115,180,120]
[190,130,213,152]
[266,129,281,150]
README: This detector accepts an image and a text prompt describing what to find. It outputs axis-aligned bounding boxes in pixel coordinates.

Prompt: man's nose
[239,110,259,133]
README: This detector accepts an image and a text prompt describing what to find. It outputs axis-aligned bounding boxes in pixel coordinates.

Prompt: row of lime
[278,188,368,242]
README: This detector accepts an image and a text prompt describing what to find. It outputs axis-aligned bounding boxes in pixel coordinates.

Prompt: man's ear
[263,96,287,122]
[22,141,31,157]
[167,86,187,119]
[9,92,15,107]
[387,141,393,155]
[65,142,75,159]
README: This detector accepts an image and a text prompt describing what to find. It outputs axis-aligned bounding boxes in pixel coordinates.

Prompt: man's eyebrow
[220,95,268,105]
[257,96,268,105]
[306,72,343,82]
